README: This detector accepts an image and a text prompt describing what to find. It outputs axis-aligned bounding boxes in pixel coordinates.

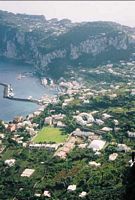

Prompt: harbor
[0,61,58,121]
[0,82,41,104]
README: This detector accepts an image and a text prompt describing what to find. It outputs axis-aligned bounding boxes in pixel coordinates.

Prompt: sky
[0,1,135,27]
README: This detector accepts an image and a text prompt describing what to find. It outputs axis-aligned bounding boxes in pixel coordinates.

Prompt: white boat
[41,78,48,86]
[17,74,26,80]
[9,92,14,97]
[17,74,22,80]
[27,96,32,100]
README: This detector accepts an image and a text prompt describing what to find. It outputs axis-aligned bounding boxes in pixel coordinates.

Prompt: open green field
[33,126,67,143]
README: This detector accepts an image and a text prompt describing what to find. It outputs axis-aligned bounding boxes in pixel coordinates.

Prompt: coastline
[0,61,58,122]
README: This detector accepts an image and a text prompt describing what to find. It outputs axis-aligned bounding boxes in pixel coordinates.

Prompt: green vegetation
[1,70,135,199]
[1,9,135,199]
[33,126,68,143]
[0,146,130,200]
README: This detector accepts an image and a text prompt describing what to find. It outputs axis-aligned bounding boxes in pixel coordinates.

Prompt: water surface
[0,61,55,121]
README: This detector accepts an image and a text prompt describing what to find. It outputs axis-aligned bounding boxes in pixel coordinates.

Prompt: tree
[0,120,5,132]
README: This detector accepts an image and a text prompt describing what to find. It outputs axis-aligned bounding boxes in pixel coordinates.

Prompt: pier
[0,82,40,104]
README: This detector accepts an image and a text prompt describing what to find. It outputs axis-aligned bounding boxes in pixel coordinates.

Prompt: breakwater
[0,82,40,104]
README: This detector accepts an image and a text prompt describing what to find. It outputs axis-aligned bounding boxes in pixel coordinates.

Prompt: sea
[0,60,56,122]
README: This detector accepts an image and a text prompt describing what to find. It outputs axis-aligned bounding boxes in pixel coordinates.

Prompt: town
[0,60,135,199]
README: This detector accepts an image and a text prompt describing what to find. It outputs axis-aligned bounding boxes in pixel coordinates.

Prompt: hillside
[0,10,135,78]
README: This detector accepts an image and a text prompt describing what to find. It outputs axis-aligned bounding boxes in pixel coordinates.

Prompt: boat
[8,92,14,97]
[27,96,32,100]
[17,74,26,80]
[17,74,22,80]
[41,78,48,86]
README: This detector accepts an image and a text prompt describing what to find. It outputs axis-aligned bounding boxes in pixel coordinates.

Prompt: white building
[29,143,61,150]
[95,119,104,125]
[76,116,86,126]
[43,191,51,198]
[131,89,135,95]
[72,128,93,138]
[89,161,101,167]
[27,113,34,119]
[79,191,87,198]
[26,127,36,136]
[0,134,5,139]
[127,131,135,138]
[88,140,106,151]
[44,117,53,126]
[22,120,32,127]
[33,111,41,116]
[5,159,16,167]
[101,127,112,132]
[114,120,119,126]
[78,143,87,149]
[79,113,94,123]
[34,193,41,197]
[62,102,68,108]
[109,153,118,161]
[95,151,101,156]
[109,94,117,99]
[57,121,66,128]
[117,144,131,152]
[76,112,94,126]
[67,185,76,192]
[102,113,112,120]
[21,168,35,177]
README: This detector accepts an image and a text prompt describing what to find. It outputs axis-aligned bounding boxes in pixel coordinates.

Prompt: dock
[0,82,40,104]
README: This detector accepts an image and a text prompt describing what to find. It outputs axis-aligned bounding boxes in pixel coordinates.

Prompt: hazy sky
[0,1,135,27]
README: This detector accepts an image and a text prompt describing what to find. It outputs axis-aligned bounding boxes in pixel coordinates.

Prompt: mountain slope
[0,10,135,78]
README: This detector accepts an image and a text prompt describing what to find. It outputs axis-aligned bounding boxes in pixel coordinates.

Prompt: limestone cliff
[0,10,135,77]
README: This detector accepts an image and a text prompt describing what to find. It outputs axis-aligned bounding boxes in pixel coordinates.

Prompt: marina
[0,61,57,121]
[0,82,40,104]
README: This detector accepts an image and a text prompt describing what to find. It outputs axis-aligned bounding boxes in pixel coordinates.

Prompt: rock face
[0,10,135,77]
[4,41,17,58]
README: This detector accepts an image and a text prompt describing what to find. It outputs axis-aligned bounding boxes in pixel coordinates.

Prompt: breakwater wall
[0,82,40,104]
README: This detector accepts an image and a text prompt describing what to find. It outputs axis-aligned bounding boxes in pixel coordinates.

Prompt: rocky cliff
[0,10,135,77]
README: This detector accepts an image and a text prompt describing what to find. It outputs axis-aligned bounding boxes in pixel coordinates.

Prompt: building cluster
[34,185,87,198]
[39,95,58,105]
[29,143,61,151]
[73,110,119,135]
[5,112,41,133]
[67,184,87,198]
[1,74,135,200]
[44,113,66,127]
[54,135,78,159]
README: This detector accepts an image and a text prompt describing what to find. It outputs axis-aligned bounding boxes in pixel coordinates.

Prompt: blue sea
[0,61,56,121]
